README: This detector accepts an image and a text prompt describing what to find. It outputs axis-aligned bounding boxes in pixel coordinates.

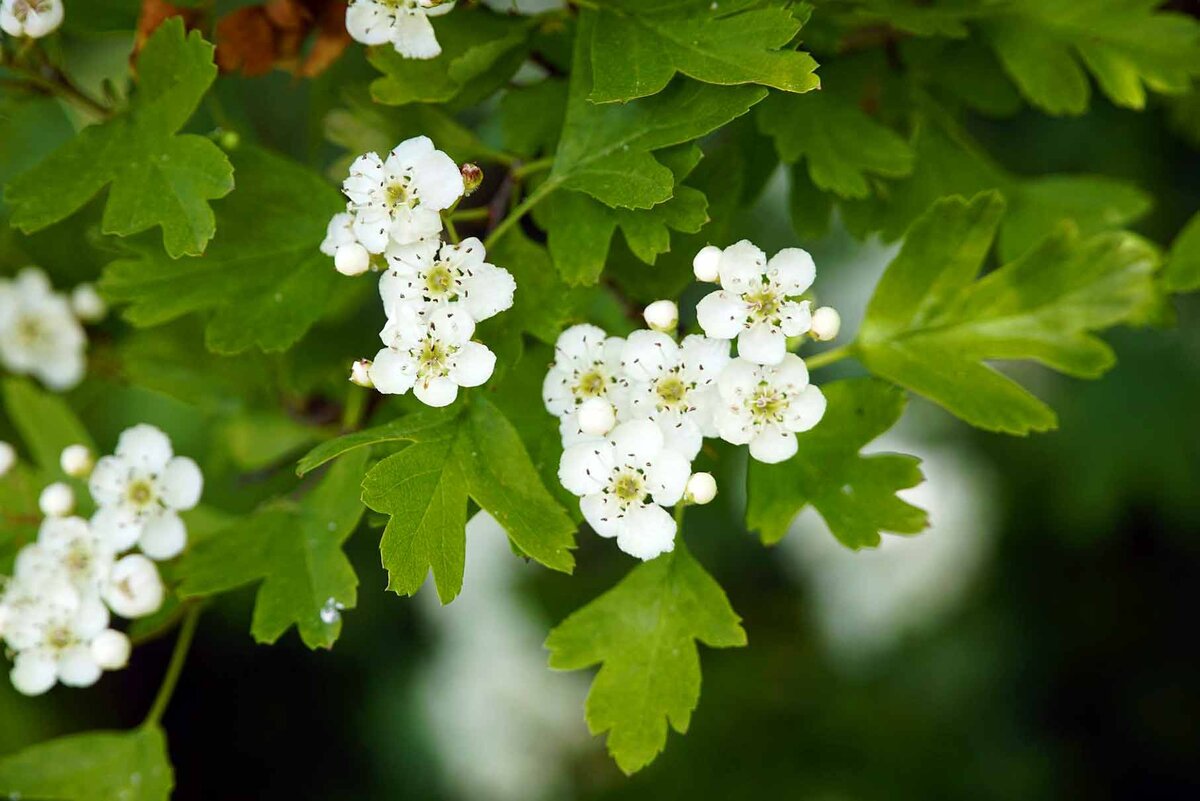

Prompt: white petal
[386,135,435,168]
[346,2,395,45]
[352,208,392,254]
[160,457,203,510]
[620,330,678,382]
[57,645,102,688]
[343,152,385,204]
[392,10,442,59]
[656,415,703,463]
[427,306,475,345]
[411,149,464,210]
[718,240,767,293]
[104,555,164,619]
[461,264,516,322]
[115,424,173,472]
[558,441,614,497]
[450,342,495,387]
[615,504,676,561]
[737,323,787,365]
[320,212,356,256]
[646,449,691,506]
[768,247,816,295]
[609,420,663,467]
[580,493,623,539]
[695,290,750,340]
[390,205,443,245]
[715,406,755,446]
[678,335,730,386]
[11,652,57,696]
[784,384,827,433]
[716,357,761,401]
[91,630,131,671]
[542,367,575,417]
[90,507,141,552]
[554,324,607,367]
[139,513,187,561]
[779,299,813,337]
[74,596,111,639]
[773,353,810,392]
[414,376,458,407]
[369,348,417,395]
[750,426,798,464]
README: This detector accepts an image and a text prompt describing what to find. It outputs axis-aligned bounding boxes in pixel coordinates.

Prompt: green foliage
[856,192,1160,434]
[747,379,927,548]
[0,726,173,801]
[545,542,746,774]
[2,377,94,477]
[4,19,233,257]
[1167,211,1200,293]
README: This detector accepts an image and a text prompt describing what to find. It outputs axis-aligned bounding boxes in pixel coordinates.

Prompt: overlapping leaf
[5,19,233,257]
[746,379,927,549]
[856,192,1160,434]
[1166,211,1200,293]
[545,543,746,774]
[0,726,173,801]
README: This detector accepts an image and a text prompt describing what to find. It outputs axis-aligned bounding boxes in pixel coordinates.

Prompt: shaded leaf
[0,726,173,801]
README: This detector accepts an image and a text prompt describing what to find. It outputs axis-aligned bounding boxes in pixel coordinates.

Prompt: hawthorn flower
[88,424,203,560]
[380,236,515,323]
[0,268,86,391]
[543,325,627,446]
[7,593,113,695]
[103,554,165,619]
[0,0,64,38]
[620,331,729,460]
[341,137,463,253]
[346,0,454,60]
[715,355,827,464]
[31,516,116,595]
[558,420,691,561]
[370,306,496,407]
[321,211,372,277]
[695,241,816,365]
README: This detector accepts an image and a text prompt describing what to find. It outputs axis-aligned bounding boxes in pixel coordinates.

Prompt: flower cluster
[324,137,515,407]
[546,241,841,561]
[0,267,105,392]
[0,424,202,695]
[0,0,63,38]
[345,0,454,60]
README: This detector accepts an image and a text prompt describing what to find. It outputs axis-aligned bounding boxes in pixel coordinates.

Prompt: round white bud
[0,441,14,478]
[335,242,371,276]
[60,444,94,478]
[692,245,722,282]
[104,555,165,619]
[349,359,374,388]
[90,629,132,671]
[70,283,108,322]
[577,397,617,437]
[810,306,841,342]
[684,472,717,505]
[39,482,75,517]
[643,299,679,333]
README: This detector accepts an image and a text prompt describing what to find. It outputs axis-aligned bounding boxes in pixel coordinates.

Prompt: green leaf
[587,1,819,103]
[178,449,368,649]
[2,377,95,476]
[4,19,233,257]
[487,228,587,342]
[1166,211,1200,293]
[0,726,173,801]
[545,542,746,775]
[100,145,346,354]
[296,408,456,477]
[746,379,927,549]
[499,80,569,158]
[360,398,577,603]
[857,192,1160,434]
[981,0,1200,115]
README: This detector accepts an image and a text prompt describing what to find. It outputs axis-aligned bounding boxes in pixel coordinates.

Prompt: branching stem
[804,344,855,370]
[144,604,202,727]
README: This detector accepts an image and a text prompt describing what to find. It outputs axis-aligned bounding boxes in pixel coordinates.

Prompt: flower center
[612,470,645,504]
[424,264,456,297]
[15,315,44,346]
[65,545,91,575]
[416,338,452,378]
[127,480,155,508]
[749,386,788,423]
[654,376,688,409]
[385,180,410,208]
[574,370,607,399]
[744,287,782,321]
[47,625,73,650]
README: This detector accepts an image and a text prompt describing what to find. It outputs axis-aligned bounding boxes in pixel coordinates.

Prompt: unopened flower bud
[39,482,75,517]
[350,359,374,388]
[692,245,722,282]
[460,163,483,196]
[643,299,679,333]
[577,397,616,437]
[810,306,841,342]
[217,129,240,151]
[684,472,717,505]
[60,444,94,478]
[70,283,107,322]
[91,630,132,670]
[0,441,14,478]
[104,555,165,619]
[335,242,371,276]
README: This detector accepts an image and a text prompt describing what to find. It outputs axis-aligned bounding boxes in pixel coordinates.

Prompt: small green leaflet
[101,145,347,354]
[0,726,173,801]
[301,398,577,604]
[177,449,368,649]
[2,377,94,477]
[1166,211,1200,293]
[856,191,1160,435]
[5,19,234,257]
[545,542,746,775]
[586,1,819,103]
[981,0,1200,115]
[746,379,927,549]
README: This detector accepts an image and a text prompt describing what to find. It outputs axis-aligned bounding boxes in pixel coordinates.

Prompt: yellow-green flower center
[15,316,43,346]
[574,370,607,399]
[744,287,782,320]
[127,480,154,507]
[655,376,688,407]
[613,471,645,503]
[749,387,787,423]
[425,265,455,297]
[386,180,410,207]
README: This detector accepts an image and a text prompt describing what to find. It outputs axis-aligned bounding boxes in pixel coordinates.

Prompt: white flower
[90,629,131,670]
[380,236,515,323]
[341,137,463,253]
[0,440,14,477]
[0,553,78,653]
[695,241,816,365]
[60,443,94,478]
[70,283,107,323]
[557,420,691,561]
[714,355,827,464]
[370,306,496,407]
[0,268,86,391]
[88,424,203,560]
[322,211,372,276]
[642,299,678,333]
[33,516,116,595]
[542,325,627,446]
[7,592,111,695]
[692,245,722,283]
[38,481,75,517]
[103,554,165,619]
[346,0,454,59]
[0,0,63,38]
[684,472,717,505]
[810,305,841,342]
[619,331,729,460]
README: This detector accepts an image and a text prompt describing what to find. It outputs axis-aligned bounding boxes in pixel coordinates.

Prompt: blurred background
[3,10,1200,800]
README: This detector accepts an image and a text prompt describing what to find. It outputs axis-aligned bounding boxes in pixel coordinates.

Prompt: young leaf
[857,192,1160,434]
[1166,211,1200,293]
[746,379,927,549]
[2,377,94,476]
[178,449,368,649]
[101,146,347,354]
[0,726,173,801]
[545,543,746,775]
[4,19,234,257]
[358,398,577,603]
[587,1,819,103]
